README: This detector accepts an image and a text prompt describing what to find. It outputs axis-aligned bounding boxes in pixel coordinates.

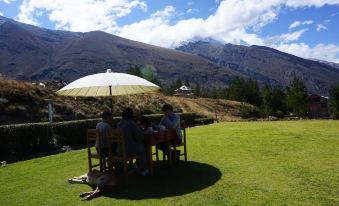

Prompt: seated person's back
[96,111,113,156]
[117,108,144,156]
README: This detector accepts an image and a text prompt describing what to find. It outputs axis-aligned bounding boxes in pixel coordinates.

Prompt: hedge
[193,117,214,125]
[0,113,199,158]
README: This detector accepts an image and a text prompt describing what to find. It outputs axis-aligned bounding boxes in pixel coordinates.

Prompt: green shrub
[0,113,198,158]
[239,105,260,118]
[178,113,197,125]
[194,118,214,125]
[0,123,54,156]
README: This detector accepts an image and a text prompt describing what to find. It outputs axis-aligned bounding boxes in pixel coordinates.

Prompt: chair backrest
[107,128,127,158]
[87,129,99,145]
[109,128,124,143]
[86,129,102,156]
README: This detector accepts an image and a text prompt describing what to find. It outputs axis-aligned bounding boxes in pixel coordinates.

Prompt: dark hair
[162,104,173,112]
[122,108,134,120]
[101,111,112,120]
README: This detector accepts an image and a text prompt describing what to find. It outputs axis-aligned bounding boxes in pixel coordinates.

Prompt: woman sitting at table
[117,108,148,176]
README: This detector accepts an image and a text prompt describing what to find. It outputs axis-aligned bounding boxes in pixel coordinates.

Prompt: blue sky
[0,0,339,62]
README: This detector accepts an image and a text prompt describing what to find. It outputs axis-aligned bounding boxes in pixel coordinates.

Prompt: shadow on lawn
[106,161,221,200]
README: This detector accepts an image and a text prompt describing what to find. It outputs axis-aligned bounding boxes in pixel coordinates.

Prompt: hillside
[176,41,339,95]
[0,79,250,125]
[1,16,339,96]
[0,16,241,87]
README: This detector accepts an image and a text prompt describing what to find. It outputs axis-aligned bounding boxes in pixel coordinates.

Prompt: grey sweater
[117,119,144,155]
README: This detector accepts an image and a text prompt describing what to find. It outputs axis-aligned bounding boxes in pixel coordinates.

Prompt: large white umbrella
[56,69,160,110]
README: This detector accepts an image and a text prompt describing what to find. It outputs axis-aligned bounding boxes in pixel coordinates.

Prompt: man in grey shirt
[96,111,113,156]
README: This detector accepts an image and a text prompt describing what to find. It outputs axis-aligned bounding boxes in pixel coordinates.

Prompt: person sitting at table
[134,109,152,129]
[117,108,148,176]
[159,104,182,143]
[96,111,115,157]
[157,104,182,160]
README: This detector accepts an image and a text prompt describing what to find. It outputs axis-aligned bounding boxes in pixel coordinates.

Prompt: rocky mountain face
[311,59,339,70]
[176,41,339,95]
[0,16,241,87]
[1,16,338,95]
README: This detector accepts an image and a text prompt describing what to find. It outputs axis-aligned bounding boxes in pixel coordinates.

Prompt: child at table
[96,111,115,157]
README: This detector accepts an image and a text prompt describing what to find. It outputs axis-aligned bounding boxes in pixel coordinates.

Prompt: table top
[144,129,178,146]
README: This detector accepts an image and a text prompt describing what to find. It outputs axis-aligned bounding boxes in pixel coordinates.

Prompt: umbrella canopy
[56,69,160,97]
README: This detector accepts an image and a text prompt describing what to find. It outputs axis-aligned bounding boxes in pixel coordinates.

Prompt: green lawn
[0,120,339,206]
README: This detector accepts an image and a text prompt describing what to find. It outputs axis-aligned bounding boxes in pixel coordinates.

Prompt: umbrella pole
[109,86,113,113]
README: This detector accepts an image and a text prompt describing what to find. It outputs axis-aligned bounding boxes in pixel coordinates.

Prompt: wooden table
[144,129,178,175]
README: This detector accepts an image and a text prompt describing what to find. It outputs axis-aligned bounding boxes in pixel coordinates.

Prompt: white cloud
[316,24,328,31]
[0,11,3,16]
[187,1,194,6]
[16,0,147,33]
[186,8,199,14]
[117,0,282,47]
[276,43,339,63]
[116,0,339,48]
[289,20,313,29]
[266,29,308,45]
[0,0,16,4]
[15,0,339,62]
[289,21,301,29]
[150,5,175,18]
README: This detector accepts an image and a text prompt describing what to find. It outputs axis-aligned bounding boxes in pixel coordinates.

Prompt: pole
[48,102,53,123]
[109,86,113,113]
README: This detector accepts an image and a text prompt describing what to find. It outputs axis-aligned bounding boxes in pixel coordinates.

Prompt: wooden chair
[87,129,106,172]
[156,120,188,164]
[107,129,139,181]
[173,120,188,162]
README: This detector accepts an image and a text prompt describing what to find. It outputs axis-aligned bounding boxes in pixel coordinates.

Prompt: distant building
[174,85,195,98]
[308,94,329,118]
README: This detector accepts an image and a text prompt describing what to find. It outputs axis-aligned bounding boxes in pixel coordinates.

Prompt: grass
[0,120,339,206]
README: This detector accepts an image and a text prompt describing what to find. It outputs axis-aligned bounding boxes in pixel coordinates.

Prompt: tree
[286,77,308,117]
[260,85,273,118]
[271,85,287,115]
[127,65,142,77]
[226,77,247,101]
[141,65,161,86]
[225,77,261,106]
[329,84,339,119]
[164,79,182,95]
[194,83,201,97]
[246,78,261,106]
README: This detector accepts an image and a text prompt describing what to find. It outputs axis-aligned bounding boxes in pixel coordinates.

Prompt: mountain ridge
[176,41,339,95]
[0,16,243,87]
[1,16,339,95]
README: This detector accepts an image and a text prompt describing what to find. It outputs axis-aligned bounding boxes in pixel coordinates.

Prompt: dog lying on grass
[68,170,118,200]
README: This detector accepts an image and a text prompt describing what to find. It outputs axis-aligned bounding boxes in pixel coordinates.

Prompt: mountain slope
[176,41,339,95]
[0,16,241,87]
[0,79,248,125]
[1,16,338,95]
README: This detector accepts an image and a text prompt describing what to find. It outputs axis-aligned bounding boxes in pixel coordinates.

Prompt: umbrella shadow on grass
[106,161,222,200]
